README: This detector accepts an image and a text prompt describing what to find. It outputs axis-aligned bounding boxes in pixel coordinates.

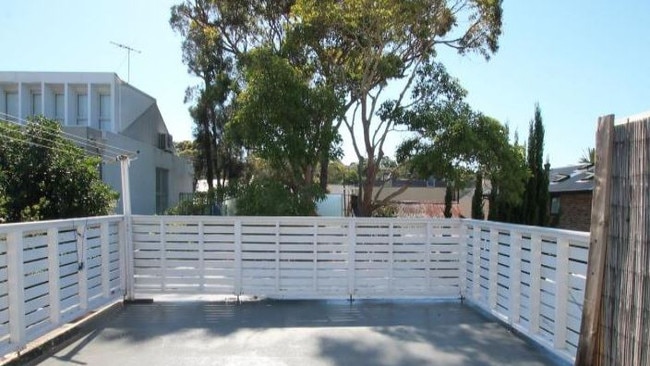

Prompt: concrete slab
[32,300,563,366]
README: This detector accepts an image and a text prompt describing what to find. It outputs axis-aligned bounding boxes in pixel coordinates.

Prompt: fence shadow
[34,300,561,366]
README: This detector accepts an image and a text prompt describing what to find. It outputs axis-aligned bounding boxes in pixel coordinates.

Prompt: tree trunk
[202,119,215,197]
[359,159,376,216]
[319,154,329,192]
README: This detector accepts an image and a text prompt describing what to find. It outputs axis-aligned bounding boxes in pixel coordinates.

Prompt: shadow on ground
[33,300,564,366]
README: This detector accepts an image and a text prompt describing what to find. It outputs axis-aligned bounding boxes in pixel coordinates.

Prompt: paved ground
[32,299,563,366]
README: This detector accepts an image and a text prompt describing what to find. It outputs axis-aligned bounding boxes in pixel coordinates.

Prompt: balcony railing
[0,215,589,363]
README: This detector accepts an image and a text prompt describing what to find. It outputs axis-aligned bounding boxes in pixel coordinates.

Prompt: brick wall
[552,191,592,232]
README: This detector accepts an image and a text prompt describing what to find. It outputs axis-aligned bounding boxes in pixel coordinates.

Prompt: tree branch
[344,104,363,160]
[373,184,409,209]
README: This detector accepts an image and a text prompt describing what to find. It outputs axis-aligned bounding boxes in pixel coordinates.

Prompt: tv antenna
[110,41,141,83]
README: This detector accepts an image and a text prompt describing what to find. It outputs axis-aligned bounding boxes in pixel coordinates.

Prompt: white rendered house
[0,71,193,214]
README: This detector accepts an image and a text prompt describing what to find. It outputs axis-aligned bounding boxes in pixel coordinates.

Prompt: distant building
[549,164,594,231]
[0,72,193,214]
[328,184,474,218]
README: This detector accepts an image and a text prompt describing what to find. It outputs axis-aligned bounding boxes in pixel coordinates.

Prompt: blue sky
[2,1,649,167]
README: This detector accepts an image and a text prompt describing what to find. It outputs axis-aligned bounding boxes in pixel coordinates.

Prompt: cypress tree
[538,161,550,226]
[522,104,549,226]
[444,184,453,218]
[472,172,484,219]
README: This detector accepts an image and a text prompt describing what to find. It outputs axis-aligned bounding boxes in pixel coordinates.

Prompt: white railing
[0,216,124,356]
[130,216,464,299]
[461,220,589,362]
[0,214,589,363]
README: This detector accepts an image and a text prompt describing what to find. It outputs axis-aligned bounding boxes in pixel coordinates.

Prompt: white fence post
[121,216,135,301]
[275,221,280,293]
[426,221,433,293]
[198,221,205,292]
[458,221,467,299]
[101,222,110,299]
[529,232,542,334]
[488,228,499,311]
[509,230,522,326]
[388,223,394,293]
[472,225,481,302]
[77,224,88,311]
[7,230,26,348]
[554,237,570,350]
[119,219,127,298]
[160,219,167,293]
[313,223,318,293]
[347,220,356,299]
[126,218,135,300]
[47,227,61,325]
[234,220,242,296]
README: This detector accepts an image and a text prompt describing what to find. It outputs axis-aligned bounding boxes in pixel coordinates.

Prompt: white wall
[81,129,192,215]
[116,82,155,132]
[1,72,193,215]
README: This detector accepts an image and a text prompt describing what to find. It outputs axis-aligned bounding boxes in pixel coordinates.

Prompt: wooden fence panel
[582,116,650,366]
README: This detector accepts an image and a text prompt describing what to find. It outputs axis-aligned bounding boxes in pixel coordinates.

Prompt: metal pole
[111,42,141,84]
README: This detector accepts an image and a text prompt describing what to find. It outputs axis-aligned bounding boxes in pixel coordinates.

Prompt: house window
[158,133,167,150]
[54,93,64,122]
[77,93,88,125]
[32,93,42,116]
[156,168,169,214]
[551,197,560,215]
[5,92,18,120]
[99,94,111,130]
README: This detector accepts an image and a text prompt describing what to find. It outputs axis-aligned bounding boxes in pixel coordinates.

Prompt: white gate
[130,216,464,300]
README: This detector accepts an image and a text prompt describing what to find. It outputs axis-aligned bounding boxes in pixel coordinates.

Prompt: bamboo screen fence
[578,115,650,365]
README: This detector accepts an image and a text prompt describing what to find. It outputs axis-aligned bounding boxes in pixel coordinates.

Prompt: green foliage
[233,178,321,216]
[165,200,207,216]
[165,192,215,215]
[487,182,498,221]
[0,117,118,223]
[488,105,550,226]
[444,185,453,218]
[175,140,197,161]
[486,127,528,223]
[396,65,526,221]
[170,0,504,217]
[579,147,595,164]
[521,104,549,226]
[327,160,359,185]
[539,160,550,225]
[371,204,398,218]
[232,48,341,171]
[472,173,484,219]
[170,1,246,204]
[229,48,342,210]
[291,0,503,216]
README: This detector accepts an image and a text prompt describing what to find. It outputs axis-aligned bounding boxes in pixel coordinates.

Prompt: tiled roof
[394,202,464,218]
[549,164,594,193]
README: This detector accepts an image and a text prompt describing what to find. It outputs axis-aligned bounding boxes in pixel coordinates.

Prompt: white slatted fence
[462,220,589,362]
[131,216,464,300]
[0,214,591,363]
[0,216,123,356]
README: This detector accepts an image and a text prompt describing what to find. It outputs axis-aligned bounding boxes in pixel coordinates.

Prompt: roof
[393,202,465,218]
[549,164,594,193]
